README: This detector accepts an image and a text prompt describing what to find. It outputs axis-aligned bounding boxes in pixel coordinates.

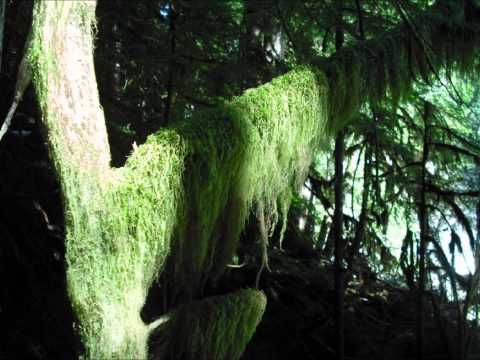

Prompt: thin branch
[0,47,31,142]
[177,91,216,107]
[274,3,299,57]
[378,160,422,178]
[430,142,480,162]
[179,53,218,64]
[426,183,479,197]
[432,125,480,153]
[354,0,365,40]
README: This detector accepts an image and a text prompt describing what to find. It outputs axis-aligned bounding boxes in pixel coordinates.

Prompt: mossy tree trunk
[25,0,480,358]
[27,1,324,358]
[29,2,150,357]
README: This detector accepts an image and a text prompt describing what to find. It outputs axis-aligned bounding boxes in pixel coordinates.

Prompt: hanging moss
[320,0,480,134]
[30,6,328,353]
[163,67,329,303]
[149,289,267,360]
[66,66,327,355]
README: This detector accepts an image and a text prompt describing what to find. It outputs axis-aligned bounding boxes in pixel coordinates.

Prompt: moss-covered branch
[29,0,327,357]
[150,289,267,360]
[163,68,328,303]
[27,0,480,358]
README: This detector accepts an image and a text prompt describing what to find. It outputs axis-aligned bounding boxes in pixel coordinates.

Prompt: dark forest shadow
[0,86,81,359]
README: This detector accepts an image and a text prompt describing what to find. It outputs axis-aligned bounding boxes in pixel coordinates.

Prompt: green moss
[32,5,313,349]
[65,131,187,358]
[36,65,326,356]
[150,289,267,360]
[163,67,329,302]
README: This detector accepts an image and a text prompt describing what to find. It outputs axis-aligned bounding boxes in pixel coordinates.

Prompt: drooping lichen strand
[150,289,267,360]
[322,0,480,134]
[164,68,329,301]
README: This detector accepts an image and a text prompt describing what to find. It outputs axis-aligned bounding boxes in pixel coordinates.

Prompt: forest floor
[229,249,480,360]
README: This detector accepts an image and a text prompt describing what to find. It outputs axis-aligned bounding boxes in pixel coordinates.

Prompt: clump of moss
[150,289,267,360]
[66,131,187,358]
[163,67,329,303]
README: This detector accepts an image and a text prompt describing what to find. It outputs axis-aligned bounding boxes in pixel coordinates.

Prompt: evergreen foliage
[321,0,480,133]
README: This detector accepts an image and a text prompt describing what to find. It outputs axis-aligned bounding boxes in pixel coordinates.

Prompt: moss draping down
[164,67,328,302]
[69,67,326,357]
[30,4,328,353]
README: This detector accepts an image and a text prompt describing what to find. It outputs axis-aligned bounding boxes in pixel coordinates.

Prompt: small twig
[0,33,32,142]
[147,313,171,333]
[255,202,271,288]
[226,262,247,269]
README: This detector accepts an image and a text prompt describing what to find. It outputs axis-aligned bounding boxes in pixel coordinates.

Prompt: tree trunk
[164,3,177,125]
[333,128,345,360]
[333,4,345,359]
[346,140,371,281]
[28,1,327,357]
[346,0,369,282]
[416,102,431,360]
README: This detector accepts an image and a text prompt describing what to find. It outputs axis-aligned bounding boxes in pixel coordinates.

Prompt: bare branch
[0,33,31,142]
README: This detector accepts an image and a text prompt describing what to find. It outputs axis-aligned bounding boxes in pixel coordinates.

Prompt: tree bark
[346,0,369,280]
[164,3,177,125]
[347,141,371,277]
[333,128,345,360]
